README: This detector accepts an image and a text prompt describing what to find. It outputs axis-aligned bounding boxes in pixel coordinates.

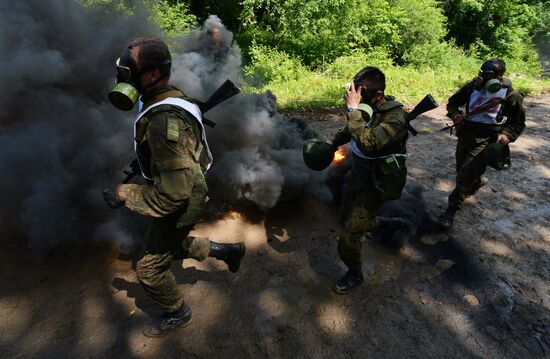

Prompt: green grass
[245,61,550,109]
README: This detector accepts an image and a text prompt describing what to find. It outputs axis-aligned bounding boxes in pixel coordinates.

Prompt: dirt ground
[1,95,549,359]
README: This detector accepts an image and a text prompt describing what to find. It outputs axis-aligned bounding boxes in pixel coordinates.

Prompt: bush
[402,41,478,72]
[244,45,308,84]
[149,1,197,37]
[392,0,448,62]
[326,49,394,78]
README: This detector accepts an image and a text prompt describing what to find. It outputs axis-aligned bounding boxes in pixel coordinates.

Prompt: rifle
[199,79,241,128]
[440,97,505,134]
[405,94,439,136]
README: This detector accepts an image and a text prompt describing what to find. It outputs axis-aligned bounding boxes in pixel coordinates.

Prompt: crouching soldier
[439,58,526,228]
[330,67,409,294]
[102,37,245,337]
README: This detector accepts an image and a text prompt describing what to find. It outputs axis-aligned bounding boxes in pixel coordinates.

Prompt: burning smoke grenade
[0,4,330,249]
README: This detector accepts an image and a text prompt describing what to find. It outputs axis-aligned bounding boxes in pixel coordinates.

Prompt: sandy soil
[1,96,549,359]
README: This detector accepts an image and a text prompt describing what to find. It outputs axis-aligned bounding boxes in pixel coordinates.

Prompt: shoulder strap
[495,86,514,122]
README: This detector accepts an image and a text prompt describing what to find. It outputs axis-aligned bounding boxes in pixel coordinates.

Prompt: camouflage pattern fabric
[338,173,384,271]
[332,99,408,271]
[117,86,211,311]
[137,212,210,312]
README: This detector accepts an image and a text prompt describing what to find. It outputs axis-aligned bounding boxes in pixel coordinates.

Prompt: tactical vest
[134,97,213,180]
[351,102,408,201]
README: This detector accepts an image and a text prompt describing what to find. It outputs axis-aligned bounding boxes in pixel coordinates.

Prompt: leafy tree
[443,0,542,59]
[240,0,406,67]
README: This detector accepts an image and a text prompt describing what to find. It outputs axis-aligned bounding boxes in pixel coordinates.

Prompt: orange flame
[333,148,347,164]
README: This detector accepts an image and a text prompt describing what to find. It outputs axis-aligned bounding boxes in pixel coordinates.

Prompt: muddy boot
[144,304,192,338]
[438,206,458,230]
[209,241,246,273]
[333,270,364,294]
[377,216,409,248]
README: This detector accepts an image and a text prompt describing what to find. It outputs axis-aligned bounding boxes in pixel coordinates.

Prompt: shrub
[244,45,308,84]
[326,49,394,78]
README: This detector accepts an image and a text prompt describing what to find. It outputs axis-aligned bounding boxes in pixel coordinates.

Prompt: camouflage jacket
[332,99,408,156]
[446,78,526,142]
[332,100,408,200]
[118,86,209,226]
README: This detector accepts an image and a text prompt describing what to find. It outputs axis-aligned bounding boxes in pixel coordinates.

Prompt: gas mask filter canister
[109,82,140,111]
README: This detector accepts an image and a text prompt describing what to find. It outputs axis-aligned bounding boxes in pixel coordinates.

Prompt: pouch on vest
[373,156,407,201]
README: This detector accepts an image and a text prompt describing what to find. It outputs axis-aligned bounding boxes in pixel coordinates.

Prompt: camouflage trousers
[448,132,495,210]
[137,211,210,312]
[338,173,384,272]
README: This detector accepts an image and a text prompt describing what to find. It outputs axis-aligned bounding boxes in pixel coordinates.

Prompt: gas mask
[108,48,171,111]
[473,62,502,93]
[357,103,374,122]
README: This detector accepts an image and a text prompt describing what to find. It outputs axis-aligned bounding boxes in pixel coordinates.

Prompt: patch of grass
[245,55,550,109]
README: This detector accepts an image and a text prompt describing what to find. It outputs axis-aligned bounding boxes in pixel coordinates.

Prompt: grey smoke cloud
[0,0,154,248]
[171,15,330,209]
[0,5,330,250]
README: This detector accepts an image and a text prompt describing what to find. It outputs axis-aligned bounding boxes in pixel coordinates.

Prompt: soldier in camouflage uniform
[103,37,245,337]
[330,67,409,294]
[439,58,526,228]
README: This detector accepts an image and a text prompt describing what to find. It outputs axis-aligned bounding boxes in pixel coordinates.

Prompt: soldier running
[439,58,526,228]
[102,37,245,337]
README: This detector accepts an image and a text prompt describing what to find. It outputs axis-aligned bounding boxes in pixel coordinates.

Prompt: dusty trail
[0,95,549,358]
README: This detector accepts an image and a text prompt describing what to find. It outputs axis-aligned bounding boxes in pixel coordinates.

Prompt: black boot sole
[143,317,193,338]
[332,278,364,295]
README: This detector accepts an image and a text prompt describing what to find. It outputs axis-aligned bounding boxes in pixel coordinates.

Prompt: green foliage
[149,1,197,37]
[80,0,550,109]
[325,48,393,77]
[81,0,197,36]
[402,41,478,72]
[444,0,544,63]
[240,0,407,67]
[244,44,308,83]
[187,0,242,32]
[392,0,448,62]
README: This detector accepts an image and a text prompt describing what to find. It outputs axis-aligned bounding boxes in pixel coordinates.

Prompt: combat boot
[377,216,411,249]
[439,206,458,230]
[209,241,246,273]
[333,269,364,294]
[468,176,489,196]
[144,304,192,338]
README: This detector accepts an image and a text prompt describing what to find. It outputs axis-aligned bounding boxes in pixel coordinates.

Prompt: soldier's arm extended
[347,109,406,155]
[446,82,473,119]
[500,91,526,142]
[118,113,198,217]
[331,125,352,148]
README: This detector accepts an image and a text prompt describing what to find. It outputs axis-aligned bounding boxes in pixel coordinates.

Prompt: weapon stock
[406,94,439,136]
[199,79,241,127]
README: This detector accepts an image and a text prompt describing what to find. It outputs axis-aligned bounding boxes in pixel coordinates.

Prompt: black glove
[102,184,124,209]
[128,159,140,174]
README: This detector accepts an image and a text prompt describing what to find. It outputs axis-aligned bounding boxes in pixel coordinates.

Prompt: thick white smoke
[0,4,330,250]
